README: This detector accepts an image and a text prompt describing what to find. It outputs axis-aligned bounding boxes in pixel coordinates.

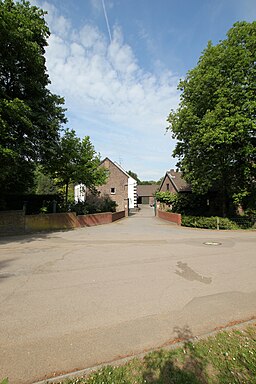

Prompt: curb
[33,317,256,384]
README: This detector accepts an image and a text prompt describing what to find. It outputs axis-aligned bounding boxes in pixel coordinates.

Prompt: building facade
[137,184,159,206]
[97,158,137,213]
[159,169,191,193]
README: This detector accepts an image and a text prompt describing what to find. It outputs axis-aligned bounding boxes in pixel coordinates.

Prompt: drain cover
[204,241,222,246]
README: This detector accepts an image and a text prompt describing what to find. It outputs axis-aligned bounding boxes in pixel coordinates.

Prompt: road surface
[0,206,256,383]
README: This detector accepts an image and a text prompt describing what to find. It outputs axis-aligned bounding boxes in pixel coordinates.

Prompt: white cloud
[89,0,102,12]
[38,1,71,37]
[35,1,180,179]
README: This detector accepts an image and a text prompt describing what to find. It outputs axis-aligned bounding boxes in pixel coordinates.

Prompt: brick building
[137,184,159,206]
[159,169,191,193]
[97,157,137,214]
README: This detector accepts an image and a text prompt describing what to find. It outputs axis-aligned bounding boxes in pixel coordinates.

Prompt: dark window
[166,183,169,191]
[110,187,116,194]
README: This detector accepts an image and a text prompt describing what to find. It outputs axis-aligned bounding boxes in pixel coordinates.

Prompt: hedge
[181,216,239,230]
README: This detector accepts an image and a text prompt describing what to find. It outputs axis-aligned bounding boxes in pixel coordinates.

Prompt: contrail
[101,0,112,43]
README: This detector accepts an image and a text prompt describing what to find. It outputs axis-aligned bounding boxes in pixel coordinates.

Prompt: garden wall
[78,212,112,226]
[78,210,125,227]
[25,212,80,232]
[0,210,25,235]
[157,210,181,225]
[112,211,125,222]
[0,210,126,235]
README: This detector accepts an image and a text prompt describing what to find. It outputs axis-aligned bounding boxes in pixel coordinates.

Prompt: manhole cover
[204,241,222,246]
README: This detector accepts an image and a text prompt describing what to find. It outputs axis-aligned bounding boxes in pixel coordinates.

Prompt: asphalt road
[0,206,256,383]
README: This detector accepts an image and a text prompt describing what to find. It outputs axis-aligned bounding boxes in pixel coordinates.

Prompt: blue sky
[32,0,256,180]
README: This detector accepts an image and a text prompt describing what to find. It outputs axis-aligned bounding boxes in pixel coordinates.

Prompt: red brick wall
[0,211,126,235]
[78,211,125,226]
[25,212,80,232]
[112,211,125,221]
[157,210,181,225]
[78,212,112,226]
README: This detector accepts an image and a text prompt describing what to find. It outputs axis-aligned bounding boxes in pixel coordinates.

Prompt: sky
[32,0,256,180]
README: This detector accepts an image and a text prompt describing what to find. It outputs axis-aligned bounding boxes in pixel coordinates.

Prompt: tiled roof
[137,184,159,197]
[167,170,191,192]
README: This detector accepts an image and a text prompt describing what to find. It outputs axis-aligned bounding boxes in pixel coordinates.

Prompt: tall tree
[127,170,141,183]
[0,0,66,201]
[167,21,256,215]
[48,129,107,205]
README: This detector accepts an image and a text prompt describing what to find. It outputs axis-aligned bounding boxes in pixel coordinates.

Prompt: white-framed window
[110,187,116,194]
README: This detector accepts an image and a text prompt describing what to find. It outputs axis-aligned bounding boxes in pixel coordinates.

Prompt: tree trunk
[221,185,228,217]
[222,196,227,217]
[65,181,69,208]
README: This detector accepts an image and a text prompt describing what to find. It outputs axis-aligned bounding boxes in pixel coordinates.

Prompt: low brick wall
[112,211,125,222]
[78,212,112,226]
[78,211,125,227]
[0,210,25,235]
[0,210,126,235]
[25,212,80,232]
[157,210,181,225]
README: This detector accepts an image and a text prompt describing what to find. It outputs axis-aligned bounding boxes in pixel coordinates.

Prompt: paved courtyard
[0,206,256,383]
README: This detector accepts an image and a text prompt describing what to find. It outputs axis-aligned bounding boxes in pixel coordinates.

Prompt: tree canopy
[167,21,256,215]
[127,170,160,185]
[47,129,107,205]
[0,0,66,199]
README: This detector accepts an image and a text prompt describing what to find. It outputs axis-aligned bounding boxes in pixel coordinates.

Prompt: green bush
[154,191,177,205]
[181,216,239,230]
[1,193,63,214]
[70,193,117,215]
[172,193,210,216]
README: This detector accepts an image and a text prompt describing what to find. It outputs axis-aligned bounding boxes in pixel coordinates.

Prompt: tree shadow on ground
[0,229,74,245]
[0,258,17,282]
[143,325,209,384]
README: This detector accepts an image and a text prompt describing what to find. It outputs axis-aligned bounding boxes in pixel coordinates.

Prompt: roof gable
[100,157,136,181]
[159,170,191,192]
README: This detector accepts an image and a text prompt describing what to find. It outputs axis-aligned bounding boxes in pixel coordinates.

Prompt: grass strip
[39,324,256,384]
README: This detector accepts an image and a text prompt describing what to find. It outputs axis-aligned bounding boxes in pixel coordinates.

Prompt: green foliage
[0,0,66,200]
[172,193,210,215]
[181,216,240,230]
[1,193,63,214]
[33,166,58,194]
[167,21,256,215]
[70,193,117,215]
[155,191,177,204]
[58,325,256,384]
[47,129,107,206]
[0,379,8,384]
[155,192,213,216]
[127,170,140,183]
[127,170,159,185]
[140,180,159,185]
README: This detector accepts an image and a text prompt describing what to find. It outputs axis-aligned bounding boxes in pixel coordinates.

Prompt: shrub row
[0,194,63,214]
[69,193,117,215]
[181,215,240,230]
